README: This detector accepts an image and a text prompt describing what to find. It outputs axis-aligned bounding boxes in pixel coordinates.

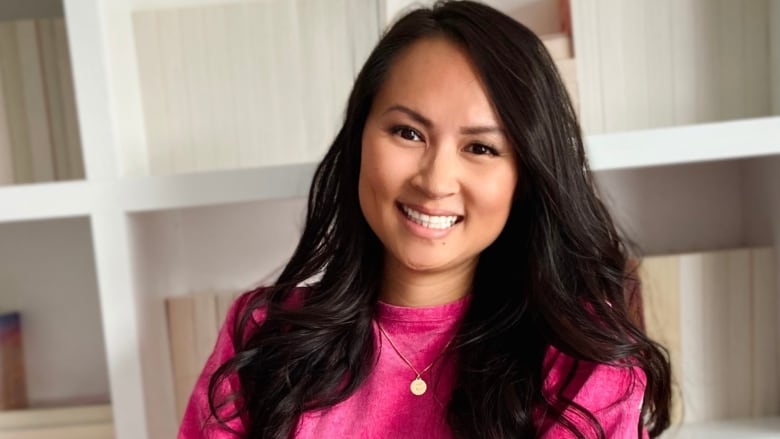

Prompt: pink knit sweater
[179,293,648,438]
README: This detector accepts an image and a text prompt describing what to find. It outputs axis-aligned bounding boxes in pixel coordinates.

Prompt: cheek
[479,170,517,224]
[358,139,397,222]
[361,143,408,198]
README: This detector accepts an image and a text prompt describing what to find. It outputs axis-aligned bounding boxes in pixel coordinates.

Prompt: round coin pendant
[410,377,427,396]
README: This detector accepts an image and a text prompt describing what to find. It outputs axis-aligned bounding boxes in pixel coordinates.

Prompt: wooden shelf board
[119,162,315,213]
[0,403,112,430]
[664,417,780,439]
[587,116,780,171]
[0,180,93,224]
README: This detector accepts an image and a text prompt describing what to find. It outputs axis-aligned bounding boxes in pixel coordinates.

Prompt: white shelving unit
[1,0,778,438]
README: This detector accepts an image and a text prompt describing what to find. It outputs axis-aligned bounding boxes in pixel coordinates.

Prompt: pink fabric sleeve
[538,347,649,439]
[178,294,253,438]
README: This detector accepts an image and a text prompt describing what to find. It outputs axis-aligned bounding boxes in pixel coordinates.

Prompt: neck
[380,257,476,307]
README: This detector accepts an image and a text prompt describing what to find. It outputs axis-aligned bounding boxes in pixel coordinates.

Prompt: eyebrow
[382,104,504,136]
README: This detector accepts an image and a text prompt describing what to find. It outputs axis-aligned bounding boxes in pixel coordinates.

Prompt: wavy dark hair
[208,1,672,438]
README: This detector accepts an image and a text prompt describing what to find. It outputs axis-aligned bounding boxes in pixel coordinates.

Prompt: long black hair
[208,2,672,438]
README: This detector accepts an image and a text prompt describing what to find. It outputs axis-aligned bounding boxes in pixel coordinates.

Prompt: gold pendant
[410,377,427,396]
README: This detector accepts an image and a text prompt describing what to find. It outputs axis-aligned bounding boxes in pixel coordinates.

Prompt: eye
[391,125,424,142]
[464,143,499,156]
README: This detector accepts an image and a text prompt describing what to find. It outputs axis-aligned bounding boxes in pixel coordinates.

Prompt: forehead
[372,37,499,125]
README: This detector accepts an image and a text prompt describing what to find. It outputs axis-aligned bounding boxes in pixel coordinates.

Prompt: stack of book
[541,32,579,116]
[0,18,84,186]
[0,313,113,437]
[570,1,771,134]
[166,291,241,420]
[133,0,381,175]
[0,312,26,411]
[640,247,779,425]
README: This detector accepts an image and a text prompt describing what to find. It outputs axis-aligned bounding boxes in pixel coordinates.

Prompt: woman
[179,1,672,438]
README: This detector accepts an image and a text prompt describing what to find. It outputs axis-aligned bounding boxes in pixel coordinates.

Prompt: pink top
[179,293,648,438]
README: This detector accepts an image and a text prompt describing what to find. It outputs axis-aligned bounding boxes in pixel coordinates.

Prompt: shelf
[1,115,777,224]
[0,403,111,430]
[130,0,241,11]
[586,116,780,171]
[0,217,109,409]
[663,417,780,439]
[119,162,315,213]
[0,180,92,224]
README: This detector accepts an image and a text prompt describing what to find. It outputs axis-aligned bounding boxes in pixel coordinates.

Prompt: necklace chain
[375,319,454,395]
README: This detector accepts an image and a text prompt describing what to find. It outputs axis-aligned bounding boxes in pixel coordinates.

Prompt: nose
[410,143,459,199]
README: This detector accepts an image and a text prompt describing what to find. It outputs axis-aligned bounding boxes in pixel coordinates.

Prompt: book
[0,312,27,410]
[53,18,84,180]
[36,18,70,182]
[541,33,572,60]
[0,63,14,185]
[166,291,240,420]
[640,247,778,425]
[0,22,33,184]
[15,20,55,183]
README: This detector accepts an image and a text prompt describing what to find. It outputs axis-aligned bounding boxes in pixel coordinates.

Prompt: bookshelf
[0,0,778,438]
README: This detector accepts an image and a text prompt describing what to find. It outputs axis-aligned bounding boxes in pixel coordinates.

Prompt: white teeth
[401,205,460,230]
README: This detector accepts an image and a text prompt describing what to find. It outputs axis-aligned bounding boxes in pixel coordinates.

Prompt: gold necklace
[375,320,454,396]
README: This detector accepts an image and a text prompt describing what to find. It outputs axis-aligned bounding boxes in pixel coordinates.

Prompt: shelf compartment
[594,156,780,256]
[127,197,306,436]
[0,217,110,409]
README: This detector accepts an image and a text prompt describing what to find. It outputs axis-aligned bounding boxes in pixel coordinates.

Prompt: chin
[400,255,451,273]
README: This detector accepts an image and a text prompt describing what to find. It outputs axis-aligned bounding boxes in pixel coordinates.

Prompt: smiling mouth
[398,203,464,230]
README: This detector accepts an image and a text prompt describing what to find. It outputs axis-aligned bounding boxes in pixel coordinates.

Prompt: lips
[397,203,464,230]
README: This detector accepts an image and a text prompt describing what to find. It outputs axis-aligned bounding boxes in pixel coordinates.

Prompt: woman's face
[359,37,518,276]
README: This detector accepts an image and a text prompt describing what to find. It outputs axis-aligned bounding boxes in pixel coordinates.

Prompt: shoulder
[177,286,311,437]
[225,285,310,333]
[538,346,647,438]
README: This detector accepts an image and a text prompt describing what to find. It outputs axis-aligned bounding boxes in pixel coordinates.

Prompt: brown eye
[465,143,499,156]
[392,126,423,142]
